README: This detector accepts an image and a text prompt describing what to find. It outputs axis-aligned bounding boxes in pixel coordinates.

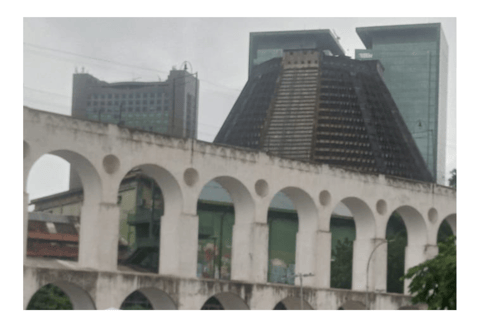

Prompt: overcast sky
[23,17,456,200]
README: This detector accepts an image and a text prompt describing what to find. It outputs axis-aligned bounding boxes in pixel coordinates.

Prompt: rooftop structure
[248,29,345,77]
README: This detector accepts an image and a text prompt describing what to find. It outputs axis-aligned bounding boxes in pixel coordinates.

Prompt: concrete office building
[215,49,433,183]
[248,29,345,77]
[355,23,448,183]
[69,67,199,189]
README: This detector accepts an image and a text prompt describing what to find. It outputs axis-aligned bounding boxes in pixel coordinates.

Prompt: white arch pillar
[231,222,269,283]
[295,229,318,287]
[352,238,388,292]
[313,230,331,288]
[159,213,199,278]
[79,202,120,271]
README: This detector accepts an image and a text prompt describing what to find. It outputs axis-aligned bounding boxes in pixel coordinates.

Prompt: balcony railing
[127,208,163,224]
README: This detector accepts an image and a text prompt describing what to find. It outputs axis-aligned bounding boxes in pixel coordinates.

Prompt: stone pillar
[159,213,199,278]
[231,222,269,283]
[352,238,387,292]
[295,230,317,287]
[404,244,437,293]
[314,230,331,288]
[24,191,29,262]
[94,274,131,310]
[79,202,120,271]
[24,267,39,310]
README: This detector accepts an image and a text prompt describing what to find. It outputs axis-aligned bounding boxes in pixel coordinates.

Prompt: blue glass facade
[356,24,448,183]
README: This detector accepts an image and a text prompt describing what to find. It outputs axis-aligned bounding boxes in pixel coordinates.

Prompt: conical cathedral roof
[215,49,433,183]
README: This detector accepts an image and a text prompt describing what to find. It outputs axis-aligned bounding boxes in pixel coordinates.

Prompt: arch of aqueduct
[23,107,456,309]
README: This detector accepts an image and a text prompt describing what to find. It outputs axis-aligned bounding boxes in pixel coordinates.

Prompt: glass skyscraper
[355,23,448,183]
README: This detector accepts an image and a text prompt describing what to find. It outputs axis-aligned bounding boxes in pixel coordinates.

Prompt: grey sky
[23,17,456,200]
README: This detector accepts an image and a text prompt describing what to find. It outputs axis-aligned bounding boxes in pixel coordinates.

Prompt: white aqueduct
[23,107,456,310]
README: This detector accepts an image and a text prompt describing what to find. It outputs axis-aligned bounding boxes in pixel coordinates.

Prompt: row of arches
[29,281,421,310]
[24,144,456,293]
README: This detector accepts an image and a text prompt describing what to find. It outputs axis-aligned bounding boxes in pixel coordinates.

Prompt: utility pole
[283,272,314,310]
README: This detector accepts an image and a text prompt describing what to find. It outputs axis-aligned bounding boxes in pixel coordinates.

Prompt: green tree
[402,236,456,310]
[27,284,73,310]
[330,238,353,289]
[448,169,456,189]
[386,212,407,293]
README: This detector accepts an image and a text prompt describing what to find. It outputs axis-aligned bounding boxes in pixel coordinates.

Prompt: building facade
[355,23,448,183]
[69,67,199,188]
[215,49,433,182]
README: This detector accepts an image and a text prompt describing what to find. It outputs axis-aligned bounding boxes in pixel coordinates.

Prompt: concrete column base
[231,222,269,283]
[314,230,331,288]
[159,213,199,278]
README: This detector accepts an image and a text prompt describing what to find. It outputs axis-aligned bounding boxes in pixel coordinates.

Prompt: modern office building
[248,29,345,77]
[355,23,448,183]
[72,67,199,138]
[215,49,433,182]
[69,66,199,189]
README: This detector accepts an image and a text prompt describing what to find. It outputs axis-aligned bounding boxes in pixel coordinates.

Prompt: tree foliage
[402,236,456,310]
[27,284,73,310]
[448,169,456,189]
[330,238,353,289]
[387,228,407,293]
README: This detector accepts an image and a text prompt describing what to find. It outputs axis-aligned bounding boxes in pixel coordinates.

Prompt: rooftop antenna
[332,29,340,41]
[81,66,85,73]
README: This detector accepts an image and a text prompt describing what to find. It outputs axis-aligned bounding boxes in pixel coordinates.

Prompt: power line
[24,86,71,99]
[24,42,170,76]
[24,42,242,93]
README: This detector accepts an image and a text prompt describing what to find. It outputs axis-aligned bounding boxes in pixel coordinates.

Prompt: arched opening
[330,202,356,289]
[120,288,176,310]
[27,282,95,310]
[267,187,317,285]
[330,197,375,290]
[117,168,163,273]
[386,212,407,293]
[386,206,427,294]
[338,300,366,310]
[26,151,102,263]
[437,214,456,244]
[268,192,298,284]
[116,164,181,273]
[273,297,313,310]
[196,177,253,280]
[200,293,249,310]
